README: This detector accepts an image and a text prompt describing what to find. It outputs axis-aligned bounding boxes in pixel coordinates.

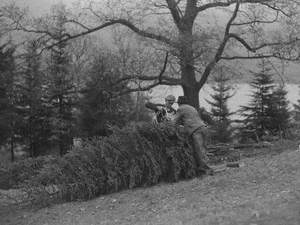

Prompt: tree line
[1,1,300,161]
[1,31,298,161]
[0,6,153,161]
[206,59,296,144]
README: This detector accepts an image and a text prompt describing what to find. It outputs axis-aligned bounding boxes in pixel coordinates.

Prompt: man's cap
[165,95,176,101]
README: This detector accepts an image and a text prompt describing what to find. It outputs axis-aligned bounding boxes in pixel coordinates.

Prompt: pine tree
[46,5,76,155]
[78,52,134,137]
[128,92,152,123]
[0,44,14,143]
[268,85,291,137]
[240,60,275,141]
[293,86,300,121]
[19,40,51,157]
[206,71,234,143]
[0,43,20,161]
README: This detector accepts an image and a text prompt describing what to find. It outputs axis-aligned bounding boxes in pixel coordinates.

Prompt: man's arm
[199,107,213,125]
[145,102,160,112]
[172,107,182,125]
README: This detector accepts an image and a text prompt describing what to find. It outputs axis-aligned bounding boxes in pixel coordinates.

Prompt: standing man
[145,95,177,123]
[173,96,213,175]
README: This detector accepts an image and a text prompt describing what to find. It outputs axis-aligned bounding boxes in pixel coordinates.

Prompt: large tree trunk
[179,24,200,108]
[182,84,200,109]
[180,50,199,108]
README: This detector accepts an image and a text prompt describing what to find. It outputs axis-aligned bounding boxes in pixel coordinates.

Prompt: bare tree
[3,0,300,107]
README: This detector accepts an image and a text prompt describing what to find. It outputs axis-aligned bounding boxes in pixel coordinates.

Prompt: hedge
[1,122,200,205]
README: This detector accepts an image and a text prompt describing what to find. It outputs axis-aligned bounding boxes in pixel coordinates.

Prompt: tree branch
[116,80,178,96]
[112,51,180,96]
[221,53,300,61]
[84,4,105,20]
[252,38,300,51]
[197,1,234,12]
[232,11,279,25]
[65,19,91,30]
[227,34,300,54]
[111,73,180,87]
[228,33,256,52]
[158,51,169,82]
[44,19,175,50]
[197,0,271,12]
[116,52,180,85]
[260,2,291,17]
[197,0,240,89]
[166,0,182,27]
[13,23,58,40]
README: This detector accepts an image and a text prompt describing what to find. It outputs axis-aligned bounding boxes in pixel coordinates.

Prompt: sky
[10,0,76,15]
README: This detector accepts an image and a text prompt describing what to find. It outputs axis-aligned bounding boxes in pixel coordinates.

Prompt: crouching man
[173,96,213,176]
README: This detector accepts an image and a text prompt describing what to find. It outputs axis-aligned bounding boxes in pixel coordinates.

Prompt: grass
[1,145,299,225]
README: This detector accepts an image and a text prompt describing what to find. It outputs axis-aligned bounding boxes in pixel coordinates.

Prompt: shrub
[0,156,58,190]
[1,122,199,205]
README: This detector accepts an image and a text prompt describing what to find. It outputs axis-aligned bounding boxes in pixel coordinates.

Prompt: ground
[1,149,300,225]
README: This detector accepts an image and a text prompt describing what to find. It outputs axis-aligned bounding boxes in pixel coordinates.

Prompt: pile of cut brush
[0,123,200,207]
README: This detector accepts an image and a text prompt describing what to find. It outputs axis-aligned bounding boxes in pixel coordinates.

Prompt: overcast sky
[12,0,76,15]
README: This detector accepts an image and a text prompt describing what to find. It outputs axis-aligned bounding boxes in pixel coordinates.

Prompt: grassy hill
[1,145,299,225]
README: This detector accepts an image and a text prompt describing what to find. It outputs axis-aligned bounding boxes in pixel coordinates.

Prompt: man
[145,95,177,123]
[173,96,213,175]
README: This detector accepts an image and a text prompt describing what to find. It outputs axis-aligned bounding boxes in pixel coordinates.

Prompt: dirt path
[1,150,300,225]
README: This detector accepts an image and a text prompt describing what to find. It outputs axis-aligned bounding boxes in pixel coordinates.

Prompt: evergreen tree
[128,91,152,123]
[19,40,51,157]
[240,60,275,141]
[268,85,291,137]
[293,86,300,122]
[0,43,20,161]
[0,44,14,143]
[206,71,234,143]
[46,5,76,155]
[78,52,134,137]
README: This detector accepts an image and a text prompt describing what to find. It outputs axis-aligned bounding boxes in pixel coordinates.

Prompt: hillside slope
[1,149,300,225]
